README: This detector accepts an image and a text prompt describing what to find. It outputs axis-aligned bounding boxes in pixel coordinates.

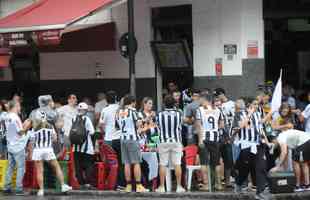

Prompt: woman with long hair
[272,103,295,134]
[138,97,159,151]
[30,110,72,196]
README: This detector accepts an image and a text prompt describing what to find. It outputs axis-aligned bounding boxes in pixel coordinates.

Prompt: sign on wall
[1,30,62,48]
[224,44,237,61]
[32,30,62,46]
[247,40,258,58]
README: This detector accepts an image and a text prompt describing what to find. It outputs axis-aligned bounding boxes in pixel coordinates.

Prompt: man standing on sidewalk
[57,94,78,146]
[99,91,125,190]
[3,100,32,195]
[116,95,148,193]
[156,95,186,193]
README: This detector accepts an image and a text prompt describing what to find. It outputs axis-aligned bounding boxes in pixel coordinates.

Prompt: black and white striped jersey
[196,106,224,142]
[157,109,182,143]
[117,108,139,141]
[32,128,55,149]
[238,111,263,148]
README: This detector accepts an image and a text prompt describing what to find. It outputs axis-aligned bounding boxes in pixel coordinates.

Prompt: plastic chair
[95,162,106,190]
[184,145,201,191]
[165,165,175,192]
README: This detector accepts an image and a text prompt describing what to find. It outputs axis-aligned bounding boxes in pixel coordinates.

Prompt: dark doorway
[264,0,310,90]
[152,4,193,91]
[11,46,40,113]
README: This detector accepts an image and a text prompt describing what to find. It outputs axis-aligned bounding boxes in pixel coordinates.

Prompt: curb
[42,190,310,200]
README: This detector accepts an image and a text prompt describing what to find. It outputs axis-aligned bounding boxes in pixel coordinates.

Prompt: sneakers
[37,189,44,196]
[61,184,72,193]
[136,184,149,193]
[294,186,304,192]
[215,183,224,191]
[83,184,97,190]
[2,189,12,195]
[155,186,166,193]
[198,184,209,192]
[125,184,132,192]
[116,185,126,192]
[302,185,310,191]
[248,185,257,192]
[15,190,30,196]
[176,186,186,193]
[255,193,270,200]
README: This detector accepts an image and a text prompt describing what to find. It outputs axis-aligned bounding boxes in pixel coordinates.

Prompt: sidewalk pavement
[43,190,310,200]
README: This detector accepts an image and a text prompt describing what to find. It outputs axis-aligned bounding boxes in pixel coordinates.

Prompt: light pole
[127,0,136,97]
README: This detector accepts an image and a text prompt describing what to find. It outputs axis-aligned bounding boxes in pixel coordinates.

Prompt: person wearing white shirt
[3,100,32,196]
[99,91,120,145]
[297,92,310,133]
[271,129,310,192]
[57,94,78,145]
[99,91,125,189]
[72,103,95,190]
[95,93,108,124]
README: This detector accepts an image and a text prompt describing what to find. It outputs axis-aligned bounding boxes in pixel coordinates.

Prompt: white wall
[193,0,264,77]
[40,51,128,80]
[39,0,155,80]
[241,0,264,59]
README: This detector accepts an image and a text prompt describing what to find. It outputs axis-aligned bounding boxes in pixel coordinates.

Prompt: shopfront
[0,0,265,104]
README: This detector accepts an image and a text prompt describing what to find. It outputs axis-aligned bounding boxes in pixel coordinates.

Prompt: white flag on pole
[271,70,282,113]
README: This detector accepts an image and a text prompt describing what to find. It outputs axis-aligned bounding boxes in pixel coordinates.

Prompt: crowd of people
[0,82,310,200]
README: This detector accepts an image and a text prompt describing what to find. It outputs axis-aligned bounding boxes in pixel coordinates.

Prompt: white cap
[78,102,88,110]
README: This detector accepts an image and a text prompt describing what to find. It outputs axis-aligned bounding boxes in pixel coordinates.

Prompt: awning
[0,48,11,68]
[0,0,125,47]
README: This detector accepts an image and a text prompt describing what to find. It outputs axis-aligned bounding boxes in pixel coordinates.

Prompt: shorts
[158,142,183,166]
[199,141,220,166]
[292,140,310,162]
[32,148,56,161]
[121,140,141,164]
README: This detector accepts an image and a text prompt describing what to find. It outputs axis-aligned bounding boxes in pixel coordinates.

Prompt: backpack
[69,115,87,145]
